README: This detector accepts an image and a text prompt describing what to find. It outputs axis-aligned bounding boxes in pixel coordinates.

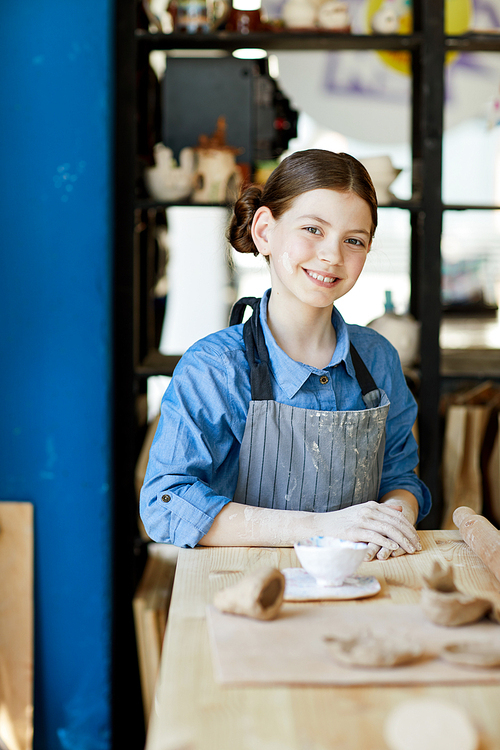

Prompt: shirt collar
[259,290,357,399]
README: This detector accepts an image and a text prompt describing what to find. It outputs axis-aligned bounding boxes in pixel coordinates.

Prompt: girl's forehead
[285,189,372,220]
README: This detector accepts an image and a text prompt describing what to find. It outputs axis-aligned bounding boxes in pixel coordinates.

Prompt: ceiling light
[232,48,267,59]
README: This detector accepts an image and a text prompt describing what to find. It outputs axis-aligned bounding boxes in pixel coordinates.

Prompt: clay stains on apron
[231,298,390,513]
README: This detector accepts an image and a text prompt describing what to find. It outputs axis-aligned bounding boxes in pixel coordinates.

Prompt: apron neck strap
[230,297,273,401]
[230,297,379,403]
[349,343,378,397]
[229,297,260,326]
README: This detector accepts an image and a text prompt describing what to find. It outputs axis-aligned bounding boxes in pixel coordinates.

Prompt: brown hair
[228,149,378,257]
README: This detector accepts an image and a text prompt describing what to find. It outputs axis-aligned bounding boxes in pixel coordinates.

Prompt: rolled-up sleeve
[145,486,231,548]
[140,338,249,547]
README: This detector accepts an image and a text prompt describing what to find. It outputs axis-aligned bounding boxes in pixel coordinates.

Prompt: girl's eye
[345,238,365,247]
[305,226,321,235]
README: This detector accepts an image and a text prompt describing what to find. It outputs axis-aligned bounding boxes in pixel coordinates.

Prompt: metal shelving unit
[112,2,500,744]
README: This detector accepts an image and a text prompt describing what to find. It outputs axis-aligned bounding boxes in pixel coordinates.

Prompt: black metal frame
[112,0,147,746]
[410,0,445,527]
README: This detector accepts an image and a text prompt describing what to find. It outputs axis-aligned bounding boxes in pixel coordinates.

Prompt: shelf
[135,199,233,210]
[135,197,422,211]
[135,350,182,378]
[445,32,500,51]
[440,314,500,377]
[135,29,500,54]
[441,349,500,377]
[135,30,422,52]
[443,204,500,211]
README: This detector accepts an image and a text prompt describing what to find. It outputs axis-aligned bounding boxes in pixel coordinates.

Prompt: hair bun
[227,183,263,256]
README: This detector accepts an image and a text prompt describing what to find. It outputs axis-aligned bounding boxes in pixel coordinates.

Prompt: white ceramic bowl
[294,536,368,587]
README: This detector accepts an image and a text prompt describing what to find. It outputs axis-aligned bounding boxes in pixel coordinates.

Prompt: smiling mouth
[305,269,339,285]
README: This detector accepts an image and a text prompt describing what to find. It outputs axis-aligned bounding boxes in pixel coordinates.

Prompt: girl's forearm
[199,501,316,547]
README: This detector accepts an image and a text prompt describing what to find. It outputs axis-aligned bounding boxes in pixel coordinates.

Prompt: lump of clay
[323,632,423,667]
[420,561,492,627]
[213,567,285,620]
[440,642,500,669]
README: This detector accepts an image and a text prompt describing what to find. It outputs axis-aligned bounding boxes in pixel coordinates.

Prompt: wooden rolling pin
[453,506,500,585]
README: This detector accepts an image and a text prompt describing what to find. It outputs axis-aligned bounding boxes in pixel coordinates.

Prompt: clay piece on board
[323,631,423,668]
[213,567,285,620]
[420,561,492,627]
[384,698,479,750]
[440,642,500,668]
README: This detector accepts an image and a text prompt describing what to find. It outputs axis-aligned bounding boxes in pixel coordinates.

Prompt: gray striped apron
[230,297,390,513]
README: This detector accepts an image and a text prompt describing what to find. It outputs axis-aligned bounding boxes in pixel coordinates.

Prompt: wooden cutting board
[207,600,500,687]
[0,502,34,750]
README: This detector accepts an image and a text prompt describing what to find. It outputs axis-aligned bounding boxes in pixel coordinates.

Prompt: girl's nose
[319,240,344,265]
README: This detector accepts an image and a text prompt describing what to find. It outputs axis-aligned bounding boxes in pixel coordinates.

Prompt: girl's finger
[377,546,392,560]
[391,546,407,557]
[364,542,380,561]
[356,530,400,551]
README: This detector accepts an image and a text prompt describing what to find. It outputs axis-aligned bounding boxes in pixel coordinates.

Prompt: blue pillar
[0,2,114,748]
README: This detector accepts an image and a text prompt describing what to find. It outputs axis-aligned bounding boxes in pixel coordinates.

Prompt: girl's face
[252,188,373,312]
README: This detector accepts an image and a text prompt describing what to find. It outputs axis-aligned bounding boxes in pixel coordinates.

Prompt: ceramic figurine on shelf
[141,0,164,31]
[317,0,351,31]
[224,0,264,33]
[174,0,210,31]
[282,0,317,29]
[370,0,401,34]
[367,291,420,370]
[206,0,231,29]
[359,155,401,205]
[192,116,242,204]
[144,143,196,202]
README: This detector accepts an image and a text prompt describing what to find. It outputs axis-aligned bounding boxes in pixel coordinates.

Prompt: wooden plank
[133,544,177,725]
[0,502,33,750]
[145,533,500,750]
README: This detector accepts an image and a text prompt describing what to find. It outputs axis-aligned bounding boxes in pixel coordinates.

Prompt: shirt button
[319,375,329,385]
[161,494,171,503]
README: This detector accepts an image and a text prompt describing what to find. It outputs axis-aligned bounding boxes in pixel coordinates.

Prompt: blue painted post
[0,2,114,748]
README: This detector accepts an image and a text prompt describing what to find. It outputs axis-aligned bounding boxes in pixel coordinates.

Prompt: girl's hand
[316,499,421,560]
[364,493,421,561]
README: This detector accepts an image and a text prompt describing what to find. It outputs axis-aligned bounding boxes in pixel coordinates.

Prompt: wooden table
[145,531,500,750]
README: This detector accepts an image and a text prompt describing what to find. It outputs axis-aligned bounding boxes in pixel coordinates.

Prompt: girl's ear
[251,206,274,257]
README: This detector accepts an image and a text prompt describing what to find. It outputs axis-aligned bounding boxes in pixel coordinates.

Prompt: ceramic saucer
[282,567,381,601]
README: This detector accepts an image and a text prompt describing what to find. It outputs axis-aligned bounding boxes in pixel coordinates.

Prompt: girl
[140,149,431,560]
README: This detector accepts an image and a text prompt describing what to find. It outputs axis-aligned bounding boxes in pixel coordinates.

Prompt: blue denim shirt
[140,291,431,547]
